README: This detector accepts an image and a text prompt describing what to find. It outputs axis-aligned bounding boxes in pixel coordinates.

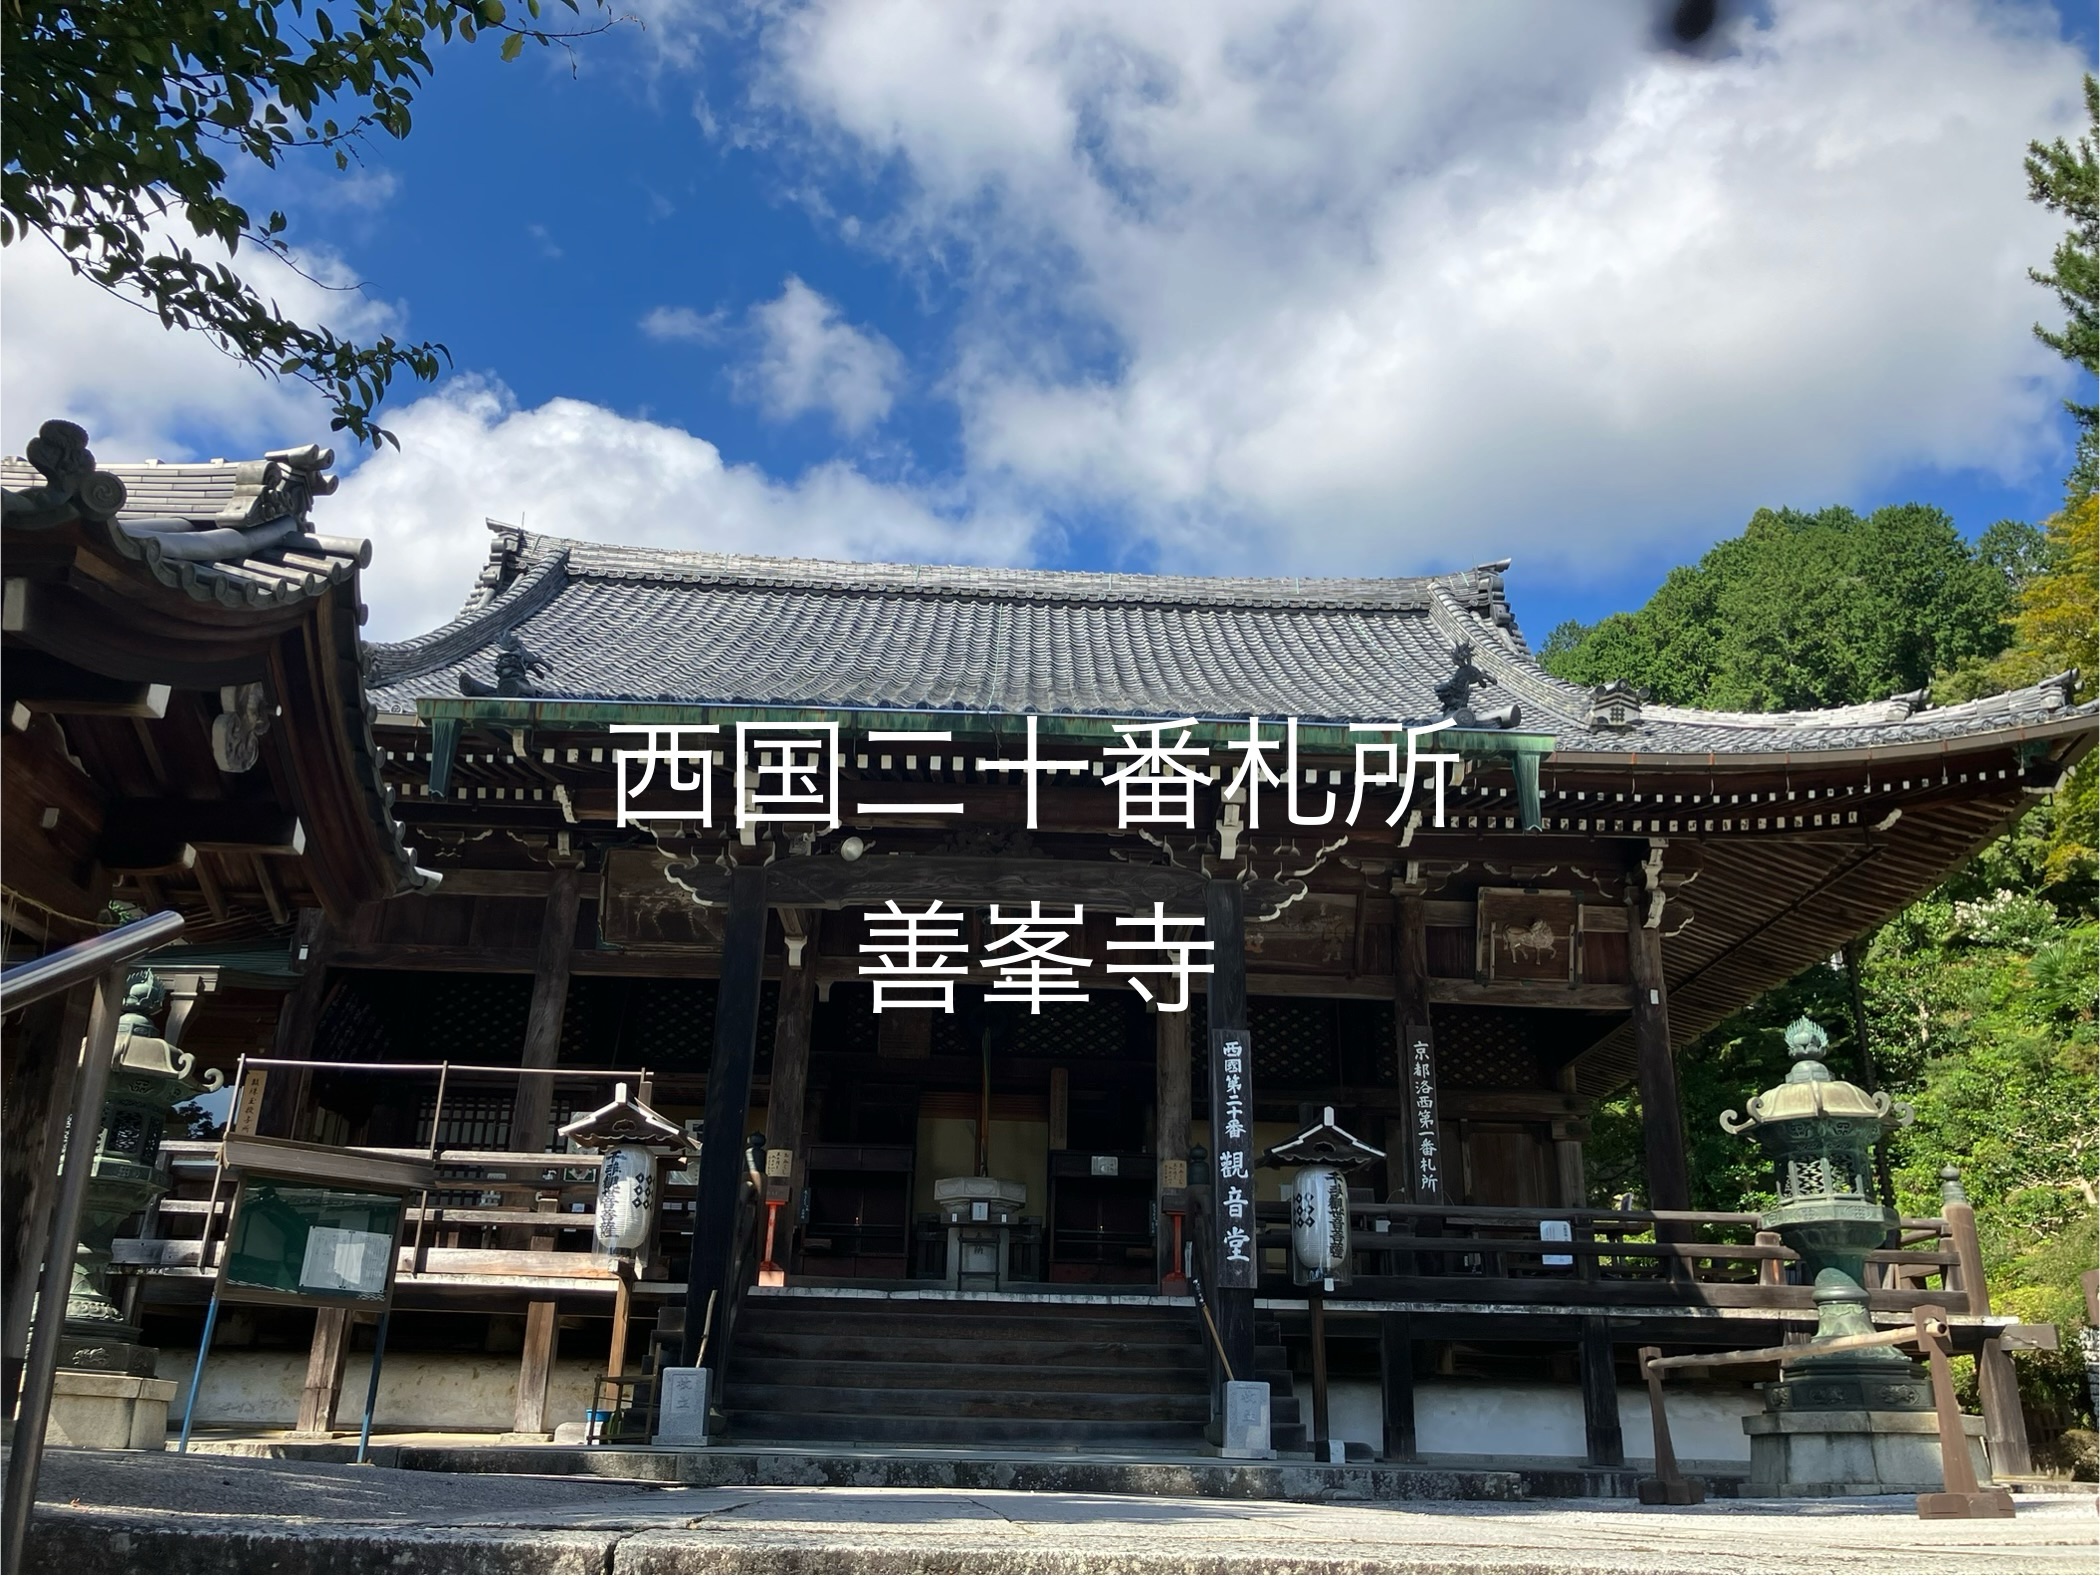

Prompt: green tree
[2026,73,2098,503]
[1,0,609,445]
[1538,503,2016,709]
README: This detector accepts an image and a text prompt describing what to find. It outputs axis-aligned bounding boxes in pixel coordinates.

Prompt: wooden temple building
[4,421,2093,1472]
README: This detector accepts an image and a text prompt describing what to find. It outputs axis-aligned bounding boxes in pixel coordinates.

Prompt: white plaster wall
[1324,1379,1756,1463]
[158,1350,603,1433]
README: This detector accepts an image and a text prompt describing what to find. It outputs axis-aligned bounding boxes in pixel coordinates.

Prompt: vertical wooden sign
[231,1069,268,1137]
[1209,1027,1256,1288]
[1403,1024,1443,1204]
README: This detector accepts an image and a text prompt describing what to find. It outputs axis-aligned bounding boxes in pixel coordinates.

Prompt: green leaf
[500,29,524,60]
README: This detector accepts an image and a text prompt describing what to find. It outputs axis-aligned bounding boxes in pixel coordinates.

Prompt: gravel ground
[19,1449,2098,1574]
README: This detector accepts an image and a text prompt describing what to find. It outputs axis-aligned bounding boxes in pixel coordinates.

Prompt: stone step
[720,1410,1212,1446]
[746,1307,1198,1344]
[727,1357,1206,1395]
[735,1331,1208,1368]
[725,1383,1213,1423]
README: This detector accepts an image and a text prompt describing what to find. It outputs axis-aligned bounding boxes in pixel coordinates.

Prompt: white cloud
[640,304,729,343]
[741,275,905,435]
[0,229,402,462]
[329,377,1031,640]
[755,0,2090,580]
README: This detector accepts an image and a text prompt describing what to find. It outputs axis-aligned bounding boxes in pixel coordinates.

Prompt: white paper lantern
[596,1144,655,1252]
[1290,1165,1350,1283]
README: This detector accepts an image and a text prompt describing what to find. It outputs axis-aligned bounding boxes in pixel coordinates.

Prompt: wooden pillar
[766,918,818,1274]
[513,1300,558,1436]
[1203,877,1256,1387]
[1943,1173,2032,1476]
[1154,1007,1190,1275]
[681,864,769,1371]
[258,909,332,1138]
[294,1308,354,1436]
[1579,1316,1624,1467]
[1379,1311,1418,1460]
[1625,914,1690,1213]
[508,863,583,1154]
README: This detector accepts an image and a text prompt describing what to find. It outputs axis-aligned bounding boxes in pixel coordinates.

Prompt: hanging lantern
[595,1144,656,1252]
[1290,1166,1351,1283]
[1264,1106,1385,1290]
[557,1083,692,1260]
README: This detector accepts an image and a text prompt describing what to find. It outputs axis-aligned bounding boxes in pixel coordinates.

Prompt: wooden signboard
[1476,888,1581,984]
[1209,1027,1257,1289]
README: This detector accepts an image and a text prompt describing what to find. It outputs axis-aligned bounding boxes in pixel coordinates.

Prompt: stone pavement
[18,1449,2096,1574]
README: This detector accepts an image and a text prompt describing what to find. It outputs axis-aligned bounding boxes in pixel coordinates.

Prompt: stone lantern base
[45,1370,178,1451]
[1744,1406,1992,1496]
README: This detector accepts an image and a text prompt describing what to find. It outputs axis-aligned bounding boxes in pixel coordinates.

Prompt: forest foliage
[1549,492,2097,1438]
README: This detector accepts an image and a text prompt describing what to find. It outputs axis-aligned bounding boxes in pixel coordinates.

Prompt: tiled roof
[366,525,2096,758]
[2,442,367,611]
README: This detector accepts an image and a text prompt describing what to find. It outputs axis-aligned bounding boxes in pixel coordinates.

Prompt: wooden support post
[1913,1304,2015,1519]
[766,919,818,1275]
[1204,876,1256,1390]
[1634,1345,1704,1504]
[1048,1066,1070,1150]
[1309,1287,1331,1454]
[681,864,768,1372]
[606,1267,634,1381]
[1579,1316,1624,1467]
[1942,1172,2032,1477]
[1756,1230,1786,1288]
[1155,1007,1190,1283]
[294,1307,355,1436]
[1625,915,1690,1214]
[513,1300,558,1436]
[1379,1312,1418,1461]
[508,863,583,1155]
[258,910,331,1138]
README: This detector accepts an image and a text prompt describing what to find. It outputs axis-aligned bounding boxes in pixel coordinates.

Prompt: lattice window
[1432,1007,1544,1089]
[1251,999,1338,1087]
[366,973,534,1064]
[1009,996,1142,1059]
[416,1090,513,1149]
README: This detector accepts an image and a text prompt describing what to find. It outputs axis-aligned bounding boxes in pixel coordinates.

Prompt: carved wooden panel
[1243,893,1356,973]
[1475,888,1580,984]
[599,846,725,951]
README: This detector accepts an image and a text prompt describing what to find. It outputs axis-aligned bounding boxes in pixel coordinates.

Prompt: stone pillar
[681,865,769,1371]
[1625,913,1689,1213]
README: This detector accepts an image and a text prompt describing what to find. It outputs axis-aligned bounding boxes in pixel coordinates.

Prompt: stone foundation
[1743,1408,1991,1496]
[46,1369,178,1450]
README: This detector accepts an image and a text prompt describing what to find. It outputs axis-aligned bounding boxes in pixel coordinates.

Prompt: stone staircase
[718,1291,1306,1451]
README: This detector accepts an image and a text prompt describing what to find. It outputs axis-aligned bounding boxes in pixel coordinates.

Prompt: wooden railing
[1246,1199,1975,1314]
[118,1140,697,1288]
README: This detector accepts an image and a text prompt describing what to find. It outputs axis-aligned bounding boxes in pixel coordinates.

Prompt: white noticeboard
[298,1226,391,1296]
[1539,1218,1574,1268]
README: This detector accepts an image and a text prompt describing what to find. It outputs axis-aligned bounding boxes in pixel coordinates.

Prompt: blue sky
[6,1,2094,645]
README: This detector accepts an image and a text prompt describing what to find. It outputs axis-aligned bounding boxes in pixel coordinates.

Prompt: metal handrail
[0,910,185,1013]
[2,909,185,1574]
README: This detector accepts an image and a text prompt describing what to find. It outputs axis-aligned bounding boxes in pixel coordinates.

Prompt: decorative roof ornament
[211,682,275,773]
[558,1082,691,1155]
[1262,1106,1386,1170]
[1435,640,1519,729]
[460,629,552,697]
[2,418,129,529]
[1586,679,1647,731]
